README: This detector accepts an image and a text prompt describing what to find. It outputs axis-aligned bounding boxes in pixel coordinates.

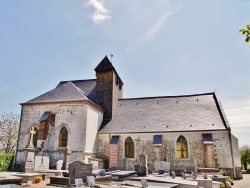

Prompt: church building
[15,56,242,178]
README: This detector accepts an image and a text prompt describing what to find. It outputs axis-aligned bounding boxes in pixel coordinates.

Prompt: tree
[239,24,250,43]
[0,112,20,153]
[240,145,250,170]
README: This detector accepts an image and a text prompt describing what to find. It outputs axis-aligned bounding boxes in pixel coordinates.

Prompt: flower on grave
[223,171,227,176]
[220,182,225,188]
[34,176,42,183]
[219,169,227,176]
[203,173,208,179]
[226,181,232,188]
[228,177,234,185]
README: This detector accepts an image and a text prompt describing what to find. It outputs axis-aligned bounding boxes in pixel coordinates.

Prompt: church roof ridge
[57,79,96,87]
[119,92,215,101]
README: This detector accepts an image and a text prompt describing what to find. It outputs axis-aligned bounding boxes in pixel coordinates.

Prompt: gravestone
[154,161,170,173]
[141,178,148,188]
[27,152,34,162]
[25,152,35,173]
[137,154,148,176]
[148,163,154,174]
[69,161,93,184]
[34,156,49,171]
[63,146,72,170]
[56,160,63,170]
[171,171,176,179]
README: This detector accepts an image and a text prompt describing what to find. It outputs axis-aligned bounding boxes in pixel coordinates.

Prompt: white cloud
[224,99,250,128]
[85,0,111,24]
[144,7,182,41]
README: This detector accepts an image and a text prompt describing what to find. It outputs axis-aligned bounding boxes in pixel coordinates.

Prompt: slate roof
[98,92,230,134]
[23,79,99,105]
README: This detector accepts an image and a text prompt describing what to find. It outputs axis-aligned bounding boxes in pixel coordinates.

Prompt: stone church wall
[16,102,103,171]
[231,134,243,179]
[98,130,233,172]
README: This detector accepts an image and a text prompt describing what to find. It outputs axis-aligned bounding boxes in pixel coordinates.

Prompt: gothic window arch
[176,135,188,159]
[58,127,68,147]
[125,137,134,158]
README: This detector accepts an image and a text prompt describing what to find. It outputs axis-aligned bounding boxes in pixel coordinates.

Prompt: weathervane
[110,53,113,62]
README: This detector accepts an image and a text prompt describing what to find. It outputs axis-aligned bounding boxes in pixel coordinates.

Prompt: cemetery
[0,139,234,188]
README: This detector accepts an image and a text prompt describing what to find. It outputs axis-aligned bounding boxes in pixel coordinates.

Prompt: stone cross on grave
[26,127,36,149]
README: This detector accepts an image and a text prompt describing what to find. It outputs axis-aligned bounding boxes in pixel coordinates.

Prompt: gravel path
[232,174,250,188]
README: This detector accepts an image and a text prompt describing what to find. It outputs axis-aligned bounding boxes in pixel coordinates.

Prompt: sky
[0,0,250,147]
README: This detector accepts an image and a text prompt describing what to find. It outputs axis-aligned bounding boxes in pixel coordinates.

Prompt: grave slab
[106,170,137,180]
[129,175,198,188]
[12,173,45,183]
[0,173,23,185]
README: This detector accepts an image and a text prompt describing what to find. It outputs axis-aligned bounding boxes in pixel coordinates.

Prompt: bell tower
[95,56,123,120]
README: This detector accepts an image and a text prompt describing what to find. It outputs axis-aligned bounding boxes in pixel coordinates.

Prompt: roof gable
[94,56,114,72]
[24,81,89,104]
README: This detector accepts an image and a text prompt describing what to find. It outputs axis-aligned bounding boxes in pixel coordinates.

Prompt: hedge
[0,153,15,172]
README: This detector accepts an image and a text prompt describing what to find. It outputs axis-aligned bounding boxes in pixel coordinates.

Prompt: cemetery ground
[21,174,250,187]
[1,172,250,187]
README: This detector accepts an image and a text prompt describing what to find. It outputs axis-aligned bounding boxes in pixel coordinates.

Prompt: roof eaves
[98,129,228,134]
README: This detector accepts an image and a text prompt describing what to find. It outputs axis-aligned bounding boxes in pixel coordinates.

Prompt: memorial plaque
[69,161,93,184]
[154,161,170,173]
[34,156,49,171]
[75,178,84,187]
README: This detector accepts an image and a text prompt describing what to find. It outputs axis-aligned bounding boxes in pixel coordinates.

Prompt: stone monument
[56,160,63,170]
[26,127,36,150]
[69,161,93,184]
[63,146,72,170]
[25,152,35,173]
[137,154,148,176]
[24,127,36,172]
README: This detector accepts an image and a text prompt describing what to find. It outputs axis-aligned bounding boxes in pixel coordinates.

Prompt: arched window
[59,127,68,147]
[125,137,134,158]
[176,135,188,158]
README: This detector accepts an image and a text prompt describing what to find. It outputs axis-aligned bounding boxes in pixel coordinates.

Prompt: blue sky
[0,0,249,146]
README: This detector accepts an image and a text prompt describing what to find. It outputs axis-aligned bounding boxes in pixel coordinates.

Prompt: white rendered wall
[85,105,103,155]
[16,102,103,164]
